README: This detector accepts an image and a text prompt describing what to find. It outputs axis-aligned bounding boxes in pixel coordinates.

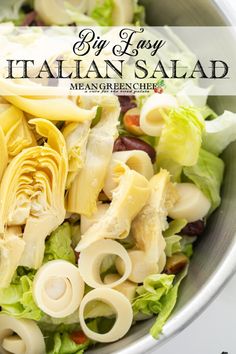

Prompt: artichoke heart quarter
[0,78,97,122]
[76,163,150,252]
[63,121,91,189]
[0,119,68,269]
[0,126,8,182]
[67,95,120,216]
[0,103,36,158]
[132,169,179,265]
[0,226,25,288]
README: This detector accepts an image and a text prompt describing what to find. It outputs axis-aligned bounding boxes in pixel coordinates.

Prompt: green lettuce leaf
[201,106,217,120]
[39,319,81,335]
[84,300,115,319]
[180,236,196,258]
[71,223,81,248]
[157,107,205,167]
[0,0,25,21]
[133,0,145,25]
[65,2,97,26]
[164,219,187,238]
[203,111,236,155]
[90,0,114,26]
[150,266,188,339]
[183,149,224,213]
[0,269,42,321]
[44,222,76,265]
[39,310,81,332]
[157,158,183,182]
[165,235,182,257]
[45,332,89,354]
[164,219,188,257]
[86,317,116,335]
[100,255,117,277]
[132,274,175,316]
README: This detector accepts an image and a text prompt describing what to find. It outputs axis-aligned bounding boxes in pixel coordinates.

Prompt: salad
[0,1,236,354]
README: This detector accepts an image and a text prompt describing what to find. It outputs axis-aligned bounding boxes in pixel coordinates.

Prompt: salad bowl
[0,1,235,354]
[89,1,236,353]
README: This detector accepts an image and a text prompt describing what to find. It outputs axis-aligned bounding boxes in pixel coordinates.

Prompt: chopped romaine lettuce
[157,107,205,167]
[45,332,89,354]
[0,268,42,321]
[44,223,76,265]
[203,111,236,155]
[0,0,34,24]
[182,244,193,258]
[39,317,81,334]
[133,0,145,25]
[90,0,114,26]
[86,316,116,335]
[164,219,188,257]
[71,223,81,248]
[157,158,183,182]
[65,2,98,26]
[100,255,117,276]
[184,149,224,213]
[150,266,188,339]
[164,219,187,238]
[180,236,196,258]
[84,300,115,319]
[132,274,175,316]
[201,105,218,120]
[165,235,182,257]
[0,0,25,21]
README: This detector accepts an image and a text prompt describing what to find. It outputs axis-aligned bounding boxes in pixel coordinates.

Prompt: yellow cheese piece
[75,164,150,251]
[67,95,120,216]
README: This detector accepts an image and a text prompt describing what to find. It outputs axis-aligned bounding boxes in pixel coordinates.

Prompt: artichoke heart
[0,126,8,182]
[0,79,97,122]
[132,169,179,265]
[76,163,150,252]
[0,226,25,288]
[63,121,91,189]
[0,119,68,269]
[0,103,36,158]
[67,95,120,216]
